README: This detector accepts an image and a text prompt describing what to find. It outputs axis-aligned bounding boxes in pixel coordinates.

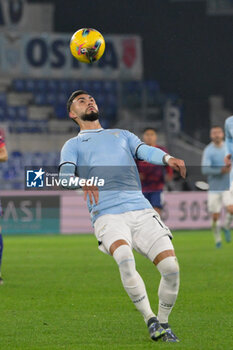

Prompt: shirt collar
[79,128,104,134]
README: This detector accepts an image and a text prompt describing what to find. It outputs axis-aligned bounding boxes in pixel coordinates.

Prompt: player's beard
[213,137,222,145]
[81,111,99,122]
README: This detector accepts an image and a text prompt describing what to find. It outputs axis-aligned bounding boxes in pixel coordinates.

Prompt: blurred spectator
[136,127,173,215]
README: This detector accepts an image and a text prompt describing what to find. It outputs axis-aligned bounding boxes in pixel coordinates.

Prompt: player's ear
[69,111,77,120]
[69,111,79,126]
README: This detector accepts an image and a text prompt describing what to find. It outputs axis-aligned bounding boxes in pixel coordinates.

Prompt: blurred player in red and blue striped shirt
[137,128,173,216]
[0,127,8,285]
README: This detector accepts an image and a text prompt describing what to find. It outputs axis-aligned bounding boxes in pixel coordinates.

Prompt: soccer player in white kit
[59,90,186,342]
[225,116,233,181]
[202,126,232,247]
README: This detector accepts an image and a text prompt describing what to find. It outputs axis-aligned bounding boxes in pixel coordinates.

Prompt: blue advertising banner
[0,32,143,79]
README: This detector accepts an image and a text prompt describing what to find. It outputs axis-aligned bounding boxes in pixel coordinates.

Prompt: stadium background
[1,0,233,233]
[0,1,233,350]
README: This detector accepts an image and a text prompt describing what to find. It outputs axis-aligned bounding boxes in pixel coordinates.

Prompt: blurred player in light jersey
[59,90,186,343]
[137,128,173,216]
[0,127,8,285]
[224,116,233,185]
[201,126,232,248]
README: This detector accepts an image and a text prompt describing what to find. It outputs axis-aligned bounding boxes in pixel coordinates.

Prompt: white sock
[113,245,155,323]
[223,212,232,230]
[212,220,221,244]
[156,256,180,324]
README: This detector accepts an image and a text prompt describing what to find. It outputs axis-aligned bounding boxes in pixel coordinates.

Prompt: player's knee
[212,213,220,221]
[157,256,180,288]
[113,244,137,284]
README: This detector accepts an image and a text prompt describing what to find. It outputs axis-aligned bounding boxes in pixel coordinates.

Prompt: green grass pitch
[0,231,232,350]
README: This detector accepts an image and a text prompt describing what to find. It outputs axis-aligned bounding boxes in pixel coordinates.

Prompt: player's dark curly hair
[211,125,223,131]
[143,127,157,134]
[67,90,88,114]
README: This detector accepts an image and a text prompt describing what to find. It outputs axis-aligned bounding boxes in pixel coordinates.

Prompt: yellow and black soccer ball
[70,28,105,64]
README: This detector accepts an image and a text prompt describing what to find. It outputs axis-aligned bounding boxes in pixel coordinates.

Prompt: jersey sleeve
[123,130,168,165]
[225,116,233,156]
[201,147,221,175]
[59,163,81,189]
[123,130,144,158]
[137,144,166,165]
[60,138,78,167]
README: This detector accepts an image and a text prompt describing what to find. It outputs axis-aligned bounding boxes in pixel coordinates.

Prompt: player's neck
[213,141,223,147]
[80,121,102,131]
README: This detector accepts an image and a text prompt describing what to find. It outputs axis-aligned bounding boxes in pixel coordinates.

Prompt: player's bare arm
[0,145,8,162]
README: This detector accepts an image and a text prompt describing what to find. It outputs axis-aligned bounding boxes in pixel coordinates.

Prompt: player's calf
[112,244,155,324]
[211,216,222,247]
[222,211,232,243]
[153,254,180,341]
[156,255,180,325]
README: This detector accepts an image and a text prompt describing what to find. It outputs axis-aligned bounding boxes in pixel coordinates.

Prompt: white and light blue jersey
[225,116,233,185]
[201,141,229,191]
[60,128,167,224]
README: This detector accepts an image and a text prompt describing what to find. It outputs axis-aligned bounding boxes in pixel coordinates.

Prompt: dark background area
[29,0,233,136]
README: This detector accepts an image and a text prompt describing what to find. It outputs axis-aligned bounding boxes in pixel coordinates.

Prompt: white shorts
[94,208,174,261]
[208,191,233,213]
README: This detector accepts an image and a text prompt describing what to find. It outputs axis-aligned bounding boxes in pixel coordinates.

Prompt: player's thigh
[132,208,173,261]
[94,213,132,255]
[208,192,222,213]
[223,190,233,209]
[152,235,175,264]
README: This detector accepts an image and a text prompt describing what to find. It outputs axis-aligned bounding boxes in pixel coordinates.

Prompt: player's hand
[221,165,231,174]
[167,158,186,178]
[224,154,231,167]
[82,185,99,205]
